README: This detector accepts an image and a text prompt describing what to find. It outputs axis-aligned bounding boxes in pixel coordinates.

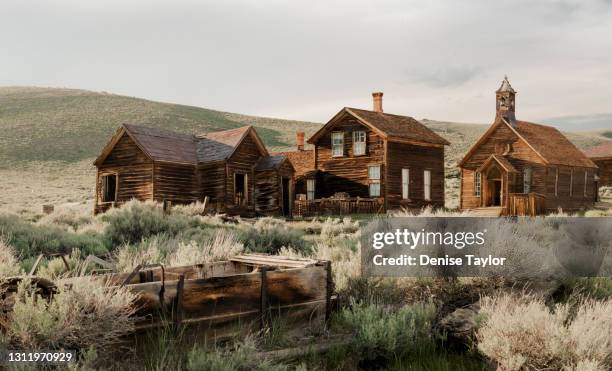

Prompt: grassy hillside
[0,86,609,213]
[0,87,322,165]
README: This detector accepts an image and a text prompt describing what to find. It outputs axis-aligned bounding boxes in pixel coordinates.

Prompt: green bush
[186,339,289,371]
[0,214,107,259]
[238,218,311,255]
[334,301,436,365]
[101,201,209,246]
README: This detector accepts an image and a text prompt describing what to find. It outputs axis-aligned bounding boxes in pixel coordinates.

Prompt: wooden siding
[313,117,384,198]
[199,163,227,212]
[95,134,153,213]
[386,141,445,209]
[225,134,265,215]
[153,162,198,204]
[593,158,612,187]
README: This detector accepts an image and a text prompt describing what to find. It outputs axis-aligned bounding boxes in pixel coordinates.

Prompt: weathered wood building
[94,124,294,216]
[284,93,450,216]
[459,77,598,215]
[584,142,612,189]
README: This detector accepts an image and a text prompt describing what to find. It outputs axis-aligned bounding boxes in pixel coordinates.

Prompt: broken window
[101,174,117,203]
[234,173,247,206]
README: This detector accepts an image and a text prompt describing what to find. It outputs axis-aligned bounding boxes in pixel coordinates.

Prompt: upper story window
[523,167,532,193]
[353,131,366,156]
[331,132,344,157]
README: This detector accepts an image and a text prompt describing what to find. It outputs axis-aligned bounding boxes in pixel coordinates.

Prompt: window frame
[474,172,481,197]
[306,179,316,201]
[353,131,366,156]
[100,172,118,203]
[423,169,432,201]
[368,164,382,197]
[331,131,344,157]
[402,168,410,200]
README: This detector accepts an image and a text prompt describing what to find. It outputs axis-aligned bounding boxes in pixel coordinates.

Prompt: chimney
[296,132,305,151]
[372,92,383,113]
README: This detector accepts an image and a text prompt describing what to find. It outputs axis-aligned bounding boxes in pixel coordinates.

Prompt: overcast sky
[1,0,612,128]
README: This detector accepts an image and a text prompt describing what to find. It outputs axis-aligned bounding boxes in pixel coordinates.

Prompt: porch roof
[476,154,518,174]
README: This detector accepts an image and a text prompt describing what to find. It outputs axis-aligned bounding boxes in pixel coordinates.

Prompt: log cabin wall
[543,165,597,210]
[386,141,445,209]
[95,133,153,214]
[313,117,384,198]
[225,134,264,215]
[255,169,280,216]
[199,162,227,212]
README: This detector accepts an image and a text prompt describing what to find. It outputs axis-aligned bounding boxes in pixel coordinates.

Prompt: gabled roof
[95,124,268,166]
[459,118,597,169]
[307,107,450,146]
[255,155,292,171]
[273,150,314,178]
[476,154,518,173]
[584,142,612,159]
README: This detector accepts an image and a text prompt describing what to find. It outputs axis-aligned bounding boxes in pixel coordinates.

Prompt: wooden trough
[91,254,333,333]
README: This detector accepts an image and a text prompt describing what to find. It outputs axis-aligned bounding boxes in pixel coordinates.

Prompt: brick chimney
[372,92,383,113]
[296,132,305,151]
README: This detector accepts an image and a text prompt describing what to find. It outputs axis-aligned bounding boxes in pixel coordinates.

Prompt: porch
[294,197,384,218]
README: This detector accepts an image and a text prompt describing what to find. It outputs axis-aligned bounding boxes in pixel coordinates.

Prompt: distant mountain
[539,112,612,132]
[0,87,608,167]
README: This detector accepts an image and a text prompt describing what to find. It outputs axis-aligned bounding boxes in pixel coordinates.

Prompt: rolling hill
[1,86,609,213]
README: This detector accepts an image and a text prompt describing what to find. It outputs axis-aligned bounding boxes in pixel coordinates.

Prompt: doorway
[491,180,502,206]
[282,177,291,216]
[234,173,247,206]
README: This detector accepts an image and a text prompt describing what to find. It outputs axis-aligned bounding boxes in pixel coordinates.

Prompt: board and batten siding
[386,141,445,209]
[313,117,384,198]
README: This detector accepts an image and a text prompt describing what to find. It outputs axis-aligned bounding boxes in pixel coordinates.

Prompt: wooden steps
[470,207,503,217]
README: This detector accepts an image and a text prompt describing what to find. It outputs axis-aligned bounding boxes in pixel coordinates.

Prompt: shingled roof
[459,118,597,168]
[95,124,266,166]
[307,107,450,146]
[273,150,314,178]
[255,155,290,171]
[584,141,612,159]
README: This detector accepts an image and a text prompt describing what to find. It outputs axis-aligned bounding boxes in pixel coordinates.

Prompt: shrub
[334,301,437,364]
[36,205,93,231]
[319,217,359,242]
[0,214,107,259]
[167,229,244,267]
[171,201,209,217]
[0,238,21,277]
[476,293,612,370]
[5,278,137,351]
[102,200,207,246]
[186,337,287,371]
[239,217,311,255]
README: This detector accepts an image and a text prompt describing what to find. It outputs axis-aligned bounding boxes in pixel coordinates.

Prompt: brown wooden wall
[313,117,384,198]
[225,134,265,215]
[95,134,153,213]
[153,162,198,204]
[199,162,227,212]
[386,141,445,209]
[593,158,612,187]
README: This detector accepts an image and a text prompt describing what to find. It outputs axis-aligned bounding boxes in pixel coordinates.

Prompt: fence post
[175,274,185,331]
[260,266,269,330]
[325,260,333,325]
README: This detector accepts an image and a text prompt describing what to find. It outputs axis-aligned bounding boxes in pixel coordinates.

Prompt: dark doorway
[491,180,502,206]
[282,177,291,216]
[102,174,117,202]
[234,173,247,206]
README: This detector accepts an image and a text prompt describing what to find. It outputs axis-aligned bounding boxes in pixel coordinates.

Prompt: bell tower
[496,75,516,123]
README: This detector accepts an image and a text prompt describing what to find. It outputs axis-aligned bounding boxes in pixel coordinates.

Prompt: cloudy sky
[1,0,611,129]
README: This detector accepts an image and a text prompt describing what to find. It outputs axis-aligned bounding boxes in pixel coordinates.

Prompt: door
[282,177,291,216]
[492,180,502,206]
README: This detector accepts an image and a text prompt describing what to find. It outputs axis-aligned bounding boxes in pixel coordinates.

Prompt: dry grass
[5,278,137,351]
[0,238,21,277]
[166,229,244,267]
[477,293,612,370]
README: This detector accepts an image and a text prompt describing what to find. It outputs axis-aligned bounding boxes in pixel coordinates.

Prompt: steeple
[496,75,516,123]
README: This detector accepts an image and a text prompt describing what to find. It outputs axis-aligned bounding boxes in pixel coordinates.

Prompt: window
[570,169,574,196]
[101,174,117,202]
[474,172,481,197]
[424,170,431,201]
[584,171,588,197]
[523,167,532,193]
[234,173,247,206]
[353,131,366,156]
[368,165,381,197]
[306,179,316,200]
[402,168,410,199]
[554,168,559,196]
[331,132,344,157]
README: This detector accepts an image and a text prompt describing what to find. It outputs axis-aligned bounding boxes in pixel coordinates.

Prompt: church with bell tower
[457,76,598,215]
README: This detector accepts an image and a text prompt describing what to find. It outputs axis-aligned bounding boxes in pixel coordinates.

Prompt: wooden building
[459,77,598,215]
[285,92,450,215]
[94,124,294,216]
[584,142,612,189]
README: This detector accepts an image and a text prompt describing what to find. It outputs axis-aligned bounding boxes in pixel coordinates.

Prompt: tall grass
[239,217,311,255]
[0,238,21,277]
